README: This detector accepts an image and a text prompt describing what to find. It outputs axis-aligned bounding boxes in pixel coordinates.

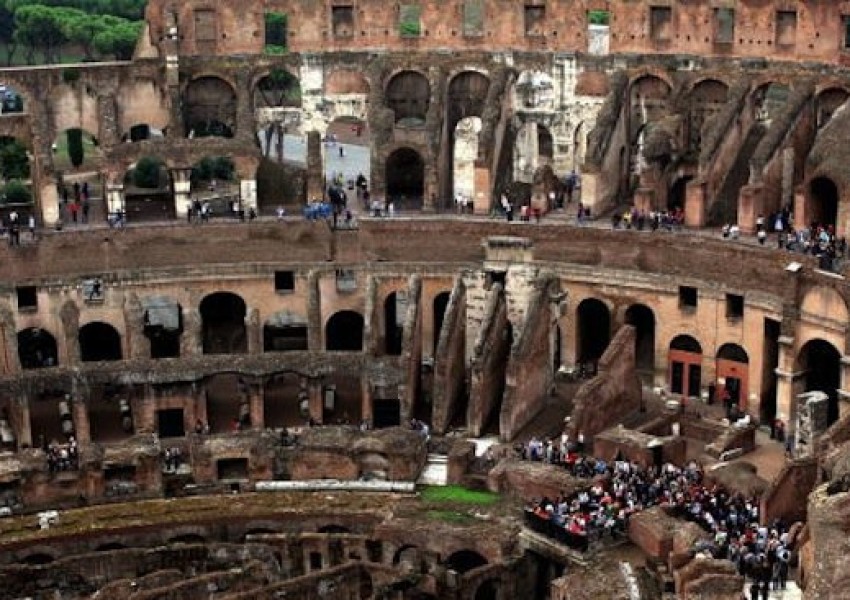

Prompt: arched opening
[143,296,182,359]
[452,116,482,211]
[205,373,250,433]
[385,71,430,125]
[433,291,451,354]
[716,343,750,412]
[184,77,236,138]
[625,304,655,374]
[79,322,122,362]
[254,69,302,110]
[0,84,24,113]
[190,155,239,218]
[322,375,362,424]
[125,123,165,142]
[255,70,302,161]
[17,328,58,369]
[53,128,103,225]
[688,79,729,151]
[474,578,500,600]
[392,544,418,566]
[123,156,175,221]
[200,292,247,354]
[325,117,370,212]
[264,312,308,352]
[669,335,702,399]
[0,136,33,208]
[815,88,849,129]
[809,177,839,229]
[669,175,693,212]
[325,310,364,351]
[386,148,424,210]
[29,391,74,446]
[384,292,405,355]
[797,339,841,426]
[445,549,488,574]
[576,299,611,369]
[88,384,136,442]
[264,372,306,428]
[479,320,512,435]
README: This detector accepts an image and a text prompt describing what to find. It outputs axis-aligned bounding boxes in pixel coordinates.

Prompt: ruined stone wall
[499,274,558,441]
[432,277,467,434]
[467,285,510,437]
[567,325,641,442]
[760,457,819,526]
[400,275,423,425]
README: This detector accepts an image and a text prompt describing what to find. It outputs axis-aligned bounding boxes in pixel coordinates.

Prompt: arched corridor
[809,177,839,229]
[17,328,58,369]
[79,322,122,362]
[624,304,655,374]
[386,148,424,210]
[576,299,611,369]
[325,311,364,351]
[200,292,247,354]
[797,339,841,426]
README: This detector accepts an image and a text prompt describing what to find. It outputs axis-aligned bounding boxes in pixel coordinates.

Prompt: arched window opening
[445,549,488,574]
[325,311,364,351]
[669,335,702,398]
[200,292,247,355]
[576,299,611,370]
[143,297,182,359]
[625,304,655,373]
[17,328,58,369]
[79,322,122,362]
[797,339,841,426]
[384,292,406,355]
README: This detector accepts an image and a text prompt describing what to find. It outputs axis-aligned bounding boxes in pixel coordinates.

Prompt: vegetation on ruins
[191,156,235,185]
[66,127,83,168]
[132,156,163,189]
[263,11,287,55]
[0,136,29,179]
[0,179,30,203]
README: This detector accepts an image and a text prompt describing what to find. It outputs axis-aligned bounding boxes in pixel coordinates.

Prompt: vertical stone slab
[123,293,148,360]
[17,394,32,448]
[307,131,324,202]
[363,275,379,356]
[307,271,322,351]
[249,381,265,430]
[247,308,261,354]
[60,300,81,365]
[170,169,192,219]
[181,308,203,358]
[0,304,20,375]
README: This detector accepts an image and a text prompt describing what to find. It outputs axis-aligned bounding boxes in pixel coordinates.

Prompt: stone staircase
[417,453,448,486]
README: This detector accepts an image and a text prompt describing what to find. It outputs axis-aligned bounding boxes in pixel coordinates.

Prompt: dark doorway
[264,312,308,352]
[373,398,401,428]
[325,311,364,351]
[809,177,839,228]
[576,298,611,366]
[157,408,185,438]
[669,175,693,211]
[386,148,424,210]
[761,318,781,425]
[200,292,247,354]
[669,335,702,398]
[553,325,562,372]
[445,549,488,574]
[433,291,451,353]
[17,328,58,369]
[386,71,430,124]
[625,304,656,374]
[263,373,304,428]
[217,458,248,481]
[474,579,500,600]
[798,339,841,426]
[384,292,404,355]
[79,322,122,362]
[143,297,182,358]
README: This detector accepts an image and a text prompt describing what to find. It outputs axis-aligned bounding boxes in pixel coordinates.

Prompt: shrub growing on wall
[132,156,161,189]
[0,180,32,203]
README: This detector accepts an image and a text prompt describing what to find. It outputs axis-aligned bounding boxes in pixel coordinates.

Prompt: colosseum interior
[3,1,850,599]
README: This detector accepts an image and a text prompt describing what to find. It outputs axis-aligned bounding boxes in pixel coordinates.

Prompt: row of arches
[16,289,455,368]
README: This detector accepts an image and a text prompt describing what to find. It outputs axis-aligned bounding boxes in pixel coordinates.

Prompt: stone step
[417,453,449,486]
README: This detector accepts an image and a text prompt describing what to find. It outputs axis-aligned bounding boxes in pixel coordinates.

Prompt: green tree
[132,156,162,189]
[264,12,287,53]
[66,128,83,167]
[0,180,31,203]
[92,19,141,60]
[62,11,107,60]
[13,5,69,63]
[0,5,18,65]
[0,136,29,179]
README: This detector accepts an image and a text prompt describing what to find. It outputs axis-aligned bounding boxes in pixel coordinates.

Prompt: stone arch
[79,322,122,362]
[687,79,729,151]
[386,147,424,209]
[199,292,247,354]
[445,549,488,574]
[716,343,750,410]
[0,82,25,114]
[384,292,404,356]
[325,310,364,351]
[325,69,370,95]
[122,156,175,221]
[184,76,237,138]
[808,176,839,229]
[50,83,99,137]
[447,70,490,127]
[142,295,183,359]
[264,311,308,352]
[385,70,430,125]
[668,334,702,398]
[576,298,611,367]
[17,327,58,369]
[624,304,655,374]
[264,371,307,427]
[253,69,302,109]
[433,291,451,353]
[796,338,842,426]
[801,286,849,327]
[205,372,250,433]
[117,78,170,138]
[815,87,849,129]
[392,543,418,566]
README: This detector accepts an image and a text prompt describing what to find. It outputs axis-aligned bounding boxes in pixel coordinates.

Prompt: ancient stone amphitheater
[1,1,850,599]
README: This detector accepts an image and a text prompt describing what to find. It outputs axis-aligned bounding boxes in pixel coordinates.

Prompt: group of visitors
[162,446,184,473]
[612,207,685,231]
[43,436,79,472]
[61,182,91,225]
[522,440,795,599]
[3,210,35,246]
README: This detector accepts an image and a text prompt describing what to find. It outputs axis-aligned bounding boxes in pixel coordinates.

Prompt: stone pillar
[123,293,149,360]
[307,271,323,351]
[738,184,763,235]
[840,356,850,421]
[96,94,119,148]
[363,275,379,356]
[684,181,706,227]
[133,389,156,434]
[473,163,491,215]
[60,300,81,365]
[171,169,193,219]
[308,378,324,424]
[0,304,20,375]
[633,187,654,213]
[106,184,126,218]
[775,335,798,430]
[166,55,184,137]
[39,184,61,228]
[794,188,807,236]
[306,131,324,202]
[72,396,91,444]
[240,179,258,212]
[361,376,373,426]
[247,308,261,354]
[249,381,265,430]
[17,395,32,449]
[181,308,203,357]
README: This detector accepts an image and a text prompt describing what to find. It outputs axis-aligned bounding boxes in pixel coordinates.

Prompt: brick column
[308,378,324,424]
[246,308,261,354]
[249,381,265,430]
[17,395,32,448]
[774,335,799,431]
[72,397,91,444]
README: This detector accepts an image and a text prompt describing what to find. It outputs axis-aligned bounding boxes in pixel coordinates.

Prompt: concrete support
[124,293,148,360]
[307,271,323,351]
[361,376,373,426]
[181,308,203,358]
[240,179,257,212]
[738,184,763,234]
[308,378,324,424]
[685,181,706,227]
[0,305,20,375]
[171,169,192,219]
[106,184,126,218]
[775,335,798,429]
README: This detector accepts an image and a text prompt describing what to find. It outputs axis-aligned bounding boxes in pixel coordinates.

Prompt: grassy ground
[52,133,104,172]
[419,485,500,505]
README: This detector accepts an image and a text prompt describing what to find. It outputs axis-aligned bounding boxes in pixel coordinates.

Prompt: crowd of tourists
[611,206,686,231]
[522,438,794,598]
[43,436,79,472]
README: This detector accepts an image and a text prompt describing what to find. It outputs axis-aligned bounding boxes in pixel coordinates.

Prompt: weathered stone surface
[487,458,584,501]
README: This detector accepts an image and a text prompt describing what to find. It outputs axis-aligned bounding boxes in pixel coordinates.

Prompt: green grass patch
[420,485,499,505]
